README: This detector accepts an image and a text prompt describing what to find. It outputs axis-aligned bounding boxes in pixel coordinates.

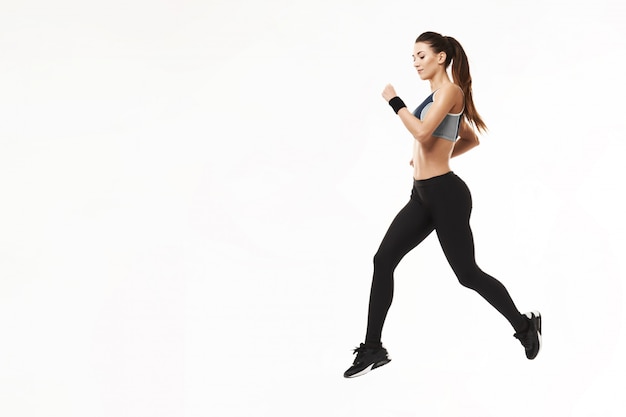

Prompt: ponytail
[416,32,487,133]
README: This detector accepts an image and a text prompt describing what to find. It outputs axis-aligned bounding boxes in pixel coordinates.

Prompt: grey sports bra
[412,90,463,142]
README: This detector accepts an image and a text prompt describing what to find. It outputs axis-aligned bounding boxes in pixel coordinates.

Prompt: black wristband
[388,96,406,114]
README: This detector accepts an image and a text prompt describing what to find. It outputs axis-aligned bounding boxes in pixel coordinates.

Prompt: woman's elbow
[461,134,479,147]
[412,130,430,143]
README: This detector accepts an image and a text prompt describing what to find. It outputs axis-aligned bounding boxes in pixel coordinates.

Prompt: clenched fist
[382,84,397,102]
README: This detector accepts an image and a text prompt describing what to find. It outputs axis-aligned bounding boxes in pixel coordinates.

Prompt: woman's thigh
[375,196,435,267]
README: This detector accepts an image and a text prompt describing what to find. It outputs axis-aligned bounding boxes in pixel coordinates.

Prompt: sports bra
[412,90,463,142]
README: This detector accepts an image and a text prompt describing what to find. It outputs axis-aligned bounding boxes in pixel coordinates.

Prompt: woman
[344,31,541,379]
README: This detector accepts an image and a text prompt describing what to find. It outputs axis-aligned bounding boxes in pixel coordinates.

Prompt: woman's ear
[438,52,447,64]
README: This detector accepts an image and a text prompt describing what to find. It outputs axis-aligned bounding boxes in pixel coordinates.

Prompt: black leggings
[365,171,527,343]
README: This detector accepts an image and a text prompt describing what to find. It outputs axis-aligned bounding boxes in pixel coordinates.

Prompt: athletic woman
[344,31,541,378]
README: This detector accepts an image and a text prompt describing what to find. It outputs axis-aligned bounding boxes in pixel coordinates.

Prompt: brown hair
[415,31,487,133]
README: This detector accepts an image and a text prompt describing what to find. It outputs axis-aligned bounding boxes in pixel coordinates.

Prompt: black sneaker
[343,343,391,378]
[514,311,542,359]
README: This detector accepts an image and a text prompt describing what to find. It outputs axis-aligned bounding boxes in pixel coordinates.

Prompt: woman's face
[413,42,445,80]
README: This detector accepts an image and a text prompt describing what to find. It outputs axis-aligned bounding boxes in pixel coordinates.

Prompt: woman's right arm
[451,119,480,158]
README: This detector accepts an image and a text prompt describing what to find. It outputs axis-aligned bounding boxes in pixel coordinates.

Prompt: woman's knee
[373,249,398,272]
[373,250,386,268]
[454,265,483,289]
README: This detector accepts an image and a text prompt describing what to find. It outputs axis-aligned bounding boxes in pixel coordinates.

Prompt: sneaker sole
[345,359,391,378]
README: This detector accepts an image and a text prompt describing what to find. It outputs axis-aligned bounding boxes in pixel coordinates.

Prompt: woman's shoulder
[436,83,463,96]
[433,83,464,104]
[432,83,464,113]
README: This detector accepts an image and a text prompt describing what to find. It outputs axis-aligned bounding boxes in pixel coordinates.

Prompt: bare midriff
[412,137,455,180]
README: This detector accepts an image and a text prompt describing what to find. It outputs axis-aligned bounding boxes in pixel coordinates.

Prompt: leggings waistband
[413,171,455,187]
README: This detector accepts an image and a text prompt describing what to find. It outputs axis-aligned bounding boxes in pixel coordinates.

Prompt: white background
[1,0,625,416]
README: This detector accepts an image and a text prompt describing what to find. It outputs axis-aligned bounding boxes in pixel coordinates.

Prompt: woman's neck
[428,72,453,92]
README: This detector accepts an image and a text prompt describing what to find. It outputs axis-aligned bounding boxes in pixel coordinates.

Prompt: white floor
[1,1,625,416]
